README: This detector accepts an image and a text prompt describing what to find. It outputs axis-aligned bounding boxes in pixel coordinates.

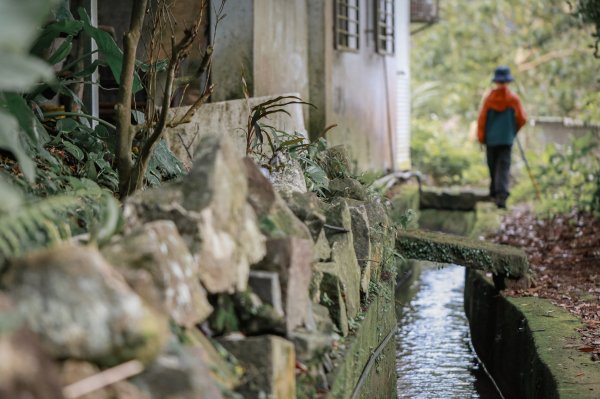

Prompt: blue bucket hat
[492,66,514,83]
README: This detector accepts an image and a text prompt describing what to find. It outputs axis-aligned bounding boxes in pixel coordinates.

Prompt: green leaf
[30,20,84,57]
[0,53,54,92]
[78,8,143,93]
[1,93,50,150]
[0,109,36,182]
[146,139,185,183]
[62,140,85,161]
[47,36,73,65]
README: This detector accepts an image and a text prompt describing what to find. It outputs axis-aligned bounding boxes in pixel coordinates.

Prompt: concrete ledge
[419,187,489,211]
[465,269,600,399]
[396,229,529,278]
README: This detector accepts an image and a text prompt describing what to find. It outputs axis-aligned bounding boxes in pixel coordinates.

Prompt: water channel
[395,263,502,399]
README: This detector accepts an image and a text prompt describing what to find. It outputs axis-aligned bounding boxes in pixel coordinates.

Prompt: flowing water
[395,263,502,399]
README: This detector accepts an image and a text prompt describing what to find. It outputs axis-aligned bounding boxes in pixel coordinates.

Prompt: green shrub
[410,118,487,186]
[511,133,600,215]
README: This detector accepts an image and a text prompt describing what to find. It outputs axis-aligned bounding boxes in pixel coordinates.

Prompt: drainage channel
[395,263,502,399]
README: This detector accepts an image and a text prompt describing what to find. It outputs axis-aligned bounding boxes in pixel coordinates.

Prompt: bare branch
[115,0,149,196]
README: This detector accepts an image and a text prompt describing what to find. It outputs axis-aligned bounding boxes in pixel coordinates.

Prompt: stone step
[396,229,529,278]
[419,187,490,211]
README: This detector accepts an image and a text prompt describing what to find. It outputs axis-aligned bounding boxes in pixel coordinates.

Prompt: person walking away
[477,66,527,209]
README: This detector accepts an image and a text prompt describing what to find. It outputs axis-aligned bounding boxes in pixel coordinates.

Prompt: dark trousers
[486,145,512,201]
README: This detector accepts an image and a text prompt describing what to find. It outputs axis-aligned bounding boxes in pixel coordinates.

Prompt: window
[375,0,394,55]
[335,0,360,52]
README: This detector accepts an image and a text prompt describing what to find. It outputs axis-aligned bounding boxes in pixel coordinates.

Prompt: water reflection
[395,263,500,399]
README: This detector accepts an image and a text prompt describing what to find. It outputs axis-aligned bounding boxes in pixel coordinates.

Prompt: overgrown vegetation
[511,133,600,215]
[0,0,223,265]
[410,0,600,215]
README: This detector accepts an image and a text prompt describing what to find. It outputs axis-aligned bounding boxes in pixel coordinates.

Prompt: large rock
[2,244,168,366]
[102,221,212,328]
[269,156,308,194]
[281,191,327,240]
[314,262,349,337]
[243,157,277,216]
[314,229,332,262]
[244,158,312,240]
[219,335,296,399]
[183,329,241,391]
[362,199,395,281]
[329,177,368,201]
[323,198,361,319]
[125,134,266,294]
[346,201,372,295]
[255,238,314,331]
[0,294,64,399]
[133,337,224,399]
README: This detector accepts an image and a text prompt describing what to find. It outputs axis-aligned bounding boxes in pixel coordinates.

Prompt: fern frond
[0,187,120,264]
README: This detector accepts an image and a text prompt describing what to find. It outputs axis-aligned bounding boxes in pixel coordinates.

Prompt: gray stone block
[248,270,284,317]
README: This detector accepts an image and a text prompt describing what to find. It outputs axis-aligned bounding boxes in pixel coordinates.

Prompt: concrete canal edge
[465,268,600,399]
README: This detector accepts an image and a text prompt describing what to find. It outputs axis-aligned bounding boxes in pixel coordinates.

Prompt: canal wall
[465,269,600,399]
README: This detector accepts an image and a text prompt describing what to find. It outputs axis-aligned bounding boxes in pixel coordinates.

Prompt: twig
[62,360,144,398]
[177,131,198,161]
[324,224,349,233]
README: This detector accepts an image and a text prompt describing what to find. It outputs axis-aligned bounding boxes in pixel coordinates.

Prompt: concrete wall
[210,1,255,101]
[308,0,397,172]
[211,0,310,112]
[253,0,310,105]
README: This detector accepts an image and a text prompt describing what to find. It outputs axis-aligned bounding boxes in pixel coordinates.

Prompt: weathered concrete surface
[465,269,600,399]
[165,95,307,169]
[326,279,397,399]
[210,0,309,111]
[396,229,530,278]
[219,335,296,399]
[307,1,397,171]
[419,187,489,211]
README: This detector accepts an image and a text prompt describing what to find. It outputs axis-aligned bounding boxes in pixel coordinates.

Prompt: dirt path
[489,207,600,361]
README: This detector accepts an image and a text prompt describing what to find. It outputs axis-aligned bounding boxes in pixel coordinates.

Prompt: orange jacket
[477,86,527,144]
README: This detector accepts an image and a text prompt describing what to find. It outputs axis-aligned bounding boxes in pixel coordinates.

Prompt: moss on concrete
[465,269,600,399]
[326,279,397,399]
[396,229,529,278]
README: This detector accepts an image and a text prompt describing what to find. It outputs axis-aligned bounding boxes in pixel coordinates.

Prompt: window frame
[375,0,395,56]
[334,0,360,53]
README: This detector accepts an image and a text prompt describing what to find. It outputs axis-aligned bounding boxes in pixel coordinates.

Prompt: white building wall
[395,0,411,170]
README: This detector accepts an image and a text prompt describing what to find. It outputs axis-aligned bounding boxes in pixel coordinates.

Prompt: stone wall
[0,132,399,398]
